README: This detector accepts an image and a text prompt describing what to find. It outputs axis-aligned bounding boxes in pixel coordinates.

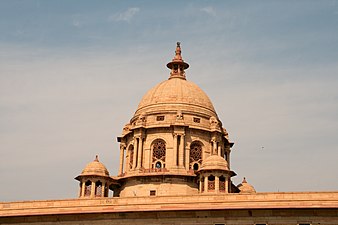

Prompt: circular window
[155,161,162,169]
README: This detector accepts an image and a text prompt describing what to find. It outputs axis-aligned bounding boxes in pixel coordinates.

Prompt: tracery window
[128,145,134,169]
[190,142,202,170]
[152,139,166,168]
[95,181,102,197]
[208,175,215,191]
[219,176,226,192]
[84,180,91,197]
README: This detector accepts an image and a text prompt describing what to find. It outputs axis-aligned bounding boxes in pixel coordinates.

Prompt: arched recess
[208,175,215,191]
[151,139,166,169]
[84,180,91,197]
[219,175,226,192]
[189,141,203,170]
[95,181,102,197]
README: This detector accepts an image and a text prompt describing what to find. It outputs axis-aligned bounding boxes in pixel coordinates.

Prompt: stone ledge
[1,191,338,217]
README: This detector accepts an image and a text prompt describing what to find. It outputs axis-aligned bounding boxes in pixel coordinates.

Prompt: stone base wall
[1,209,338,225]
[1,192,338,224]
[118,176,199,197]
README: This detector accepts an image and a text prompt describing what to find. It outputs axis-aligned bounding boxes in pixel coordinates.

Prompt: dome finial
[94,155,99,162]
[174,42,182,61]
[166,42,189,80]
[242,177,247,183]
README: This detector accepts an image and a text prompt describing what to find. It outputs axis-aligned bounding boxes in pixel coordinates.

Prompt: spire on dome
[94,155,99,162]
[166,42,189,80]
[173,42,183,61]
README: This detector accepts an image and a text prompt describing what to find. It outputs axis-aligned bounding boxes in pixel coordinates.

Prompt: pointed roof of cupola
[166,42,189,80]
[79,155,110,177]
[237,177,256,194]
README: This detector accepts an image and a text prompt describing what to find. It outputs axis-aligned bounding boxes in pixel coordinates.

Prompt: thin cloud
[200,6,216,17]
[72,19,81,28]
[109,7,140,23]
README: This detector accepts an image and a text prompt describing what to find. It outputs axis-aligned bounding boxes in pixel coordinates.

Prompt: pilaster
[119,144,126,175]
[178,134,185,167]
[136,136,144,169]
[132,137,138,170]
[173,133,178,166]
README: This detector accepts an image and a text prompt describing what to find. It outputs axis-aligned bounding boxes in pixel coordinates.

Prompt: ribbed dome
[134,77,217,118]
[200,155,229,171]
[81,156,109,177]
[237,177,256,194]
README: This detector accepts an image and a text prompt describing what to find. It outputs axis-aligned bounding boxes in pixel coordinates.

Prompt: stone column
[132,137,138,170]
[173,133,178,166]
[179,134,185,167]
[81,182,85,197]
[204,175,209,193]
[185,144,190,169]
[124,153,128,173]
[147,147,151,169]
[199,178,202,193]
[225,176,229,193]
[225,145,231,167]
[90,181,95,198]
[215,176,220,193]
[141,138,144,167]
[101,182,105,197]
[118,144,125,175]
[136,137,143,169]
[217,145,221,156]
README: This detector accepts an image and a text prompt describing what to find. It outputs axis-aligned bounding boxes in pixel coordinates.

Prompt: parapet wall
[1,191,338,217]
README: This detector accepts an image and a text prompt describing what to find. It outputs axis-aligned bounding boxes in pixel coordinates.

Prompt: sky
[0,0,338,201]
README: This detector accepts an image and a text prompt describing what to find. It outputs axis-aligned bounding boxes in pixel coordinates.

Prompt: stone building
[0,43,337,225]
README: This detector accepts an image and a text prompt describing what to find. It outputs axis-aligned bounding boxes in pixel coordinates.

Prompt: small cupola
[197,155,236,194]
[75,155,115,198]
[237,177,256,194]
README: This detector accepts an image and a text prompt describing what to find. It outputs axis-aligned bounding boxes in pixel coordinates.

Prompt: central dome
[134,42,217,119]
[134,78,216,117]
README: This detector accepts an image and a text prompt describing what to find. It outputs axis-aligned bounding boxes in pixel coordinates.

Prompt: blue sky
[1,0,338,201]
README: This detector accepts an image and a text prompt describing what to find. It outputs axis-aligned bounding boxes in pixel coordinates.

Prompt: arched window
[219,176,226,192]
[84,180,91,197]
[95,181,102,197]
[128,145,134,169]
[208,175,215,191]
[152,139,166,168]
[190,142,202,170]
